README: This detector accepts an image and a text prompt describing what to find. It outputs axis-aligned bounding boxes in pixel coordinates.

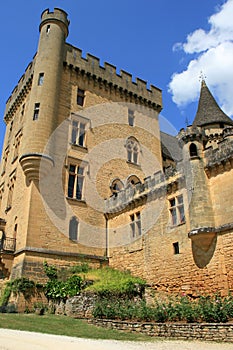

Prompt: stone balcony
[105,168,184,214]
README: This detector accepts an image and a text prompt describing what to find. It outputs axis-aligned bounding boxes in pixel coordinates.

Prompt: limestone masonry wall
[88,319,233,343]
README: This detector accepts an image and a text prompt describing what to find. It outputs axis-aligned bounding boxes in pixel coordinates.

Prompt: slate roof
[160,131,182,162]
[192,80,233,127]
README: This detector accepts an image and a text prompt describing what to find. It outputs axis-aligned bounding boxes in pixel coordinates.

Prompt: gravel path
[0,329,232,350]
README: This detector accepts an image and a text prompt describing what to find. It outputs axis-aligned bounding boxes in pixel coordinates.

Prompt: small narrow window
[189,143,198,157]
[173,242,180,255]
[220,122,224,128]
[9,121,13,139]
[13,224,18,239]
[1,148,9,175]
[21,104,25,117]
[69,216,79,241]
[128,109,134,126]
[38,73,44,86]
[46,25,50,34]
[12,131,22,162]
[33,103,40,121]
[0,183,4,201]
[6,172,16,211]
[77,88,85,106]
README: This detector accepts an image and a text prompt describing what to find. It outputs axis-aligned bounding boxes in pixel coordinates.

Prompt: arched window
[126,137,140,164]
[69,216,79,241]
[189,143,198,157]
[110,179,124,194]
[126,175,141,187]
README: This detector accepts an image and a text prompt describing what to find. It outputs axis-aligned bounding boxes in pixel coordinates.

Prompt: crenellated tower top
[40,8,70,38]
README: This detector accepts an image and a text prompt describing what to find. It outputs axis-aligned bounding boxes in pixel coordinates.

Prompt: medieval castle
[0,8,233,296]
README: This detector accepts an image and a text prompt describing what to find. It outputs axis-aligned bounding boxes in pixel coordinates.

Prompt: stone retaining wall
[88,319,233,343]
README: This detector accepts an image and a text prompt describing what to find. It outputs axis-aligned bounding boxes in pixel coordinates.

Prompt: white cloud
[169,0,233,117]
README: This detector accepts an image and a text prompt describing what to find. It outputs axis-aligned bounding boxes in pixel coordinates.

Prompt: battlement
[40,8,69,37]
[178,125,205,144]
[205,138,233,169]
[64,44,162,110]
[4,60,35,122]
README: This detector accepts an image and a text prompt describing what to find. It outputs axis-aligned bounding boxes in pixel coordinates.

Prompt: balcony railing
[105,168,185,213]
[0,237,16,253]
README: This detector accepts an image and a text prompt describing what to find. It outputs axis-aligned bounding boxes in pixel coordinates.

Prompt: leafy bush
[44,275,83,302]
[93,293,233,323]
[70,263,90,274]
[43,261,58,280]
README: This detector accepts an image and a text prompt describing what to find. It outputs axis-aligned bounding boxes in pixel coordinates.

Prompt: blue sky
[0,0,232,151]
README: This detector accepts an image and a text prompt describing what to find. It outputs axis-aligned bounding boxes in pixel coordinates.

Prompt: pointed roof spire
[192,80,233,127]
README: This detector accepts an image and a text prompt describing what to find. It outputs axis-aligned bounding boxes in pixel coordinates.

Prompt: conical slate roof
[192,80,233,127]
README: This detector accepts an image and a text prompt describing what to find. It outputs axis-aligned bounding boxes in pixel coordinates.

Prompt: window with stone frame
[38,72,44,86]
[130,212,142,238]
[12,130,22,163]
[77,88,85,106]
[67,163,85,200]
[20,103,25,122]
[33,103,40,120]
[169,194,185,226]
[1,147,9,176]
[126,137,140,164]
[0,183,4,203]
[6,170,16,211]
[70,115,88,147]
[8,121,13,139]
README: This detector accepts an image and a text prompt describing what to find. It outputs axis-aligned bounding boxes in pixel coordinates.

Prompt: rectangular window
[46,25,50,34]
[0,183,4,202]
[8,121,13,140]
[12,131,22,162]
[71,120,86,147]
[173,242,180,255]
[169,195,185,226]
[128,109,134,126]
[33,103,40,120]
[38,73,44,86]
[130,212,142,238]
[67,164,85,200]
[21,103,25,117]
[6,171,16,211]
[1,148,9,175]
[77,88,85,106]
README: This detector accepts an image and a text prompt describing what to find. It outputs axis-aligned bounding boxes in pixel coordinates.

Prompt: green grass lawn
[0,313,154,342]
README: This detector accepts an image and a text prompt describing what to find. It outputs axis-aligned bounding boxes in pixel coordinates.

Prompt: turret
[20,8,69,182]
[178,81,218,231]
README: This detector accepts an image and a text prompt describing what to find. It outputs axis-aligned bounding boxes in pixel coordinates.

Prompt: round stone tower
[20,8,69,182]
